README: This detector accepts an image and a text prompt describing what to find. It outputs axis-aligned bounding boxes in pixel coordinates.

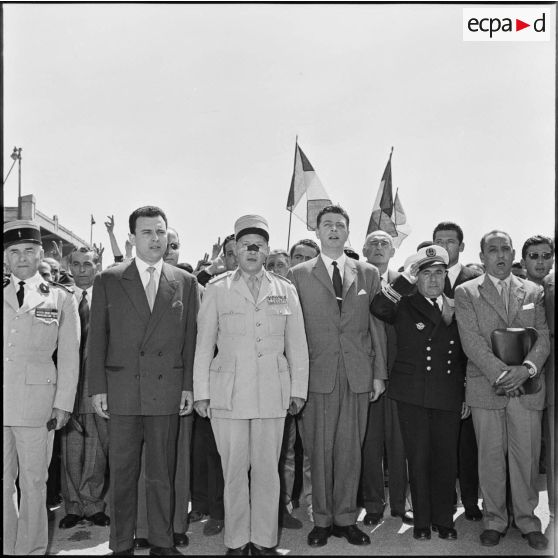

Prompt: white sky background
[3,3,555,270]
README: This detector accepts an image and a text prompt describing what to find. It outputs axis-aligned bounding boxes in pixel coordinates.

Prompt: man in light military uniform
[3,220,80,555]
[194,215,309,556]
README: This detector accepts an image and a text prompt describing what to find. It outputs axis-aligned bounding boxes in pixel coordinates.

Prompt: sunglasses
[169,243,180,250]
[527,252,553,260]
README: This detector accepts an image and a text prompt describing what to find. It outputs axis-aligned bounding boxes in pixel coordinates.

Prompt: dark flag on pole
[286,141,331,231]
[91,215,96,226]
[366,148,410,248]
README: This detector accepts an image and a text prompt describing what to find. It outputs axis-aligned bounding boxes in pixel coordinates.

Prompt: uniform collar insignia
[39,283,50,294]
[416,322,425,330]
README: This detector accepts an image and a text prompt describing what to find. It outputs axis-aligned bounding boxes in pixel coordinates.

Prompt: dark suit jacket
[445,265,482,298]
[289,256,387,394]
[371,275,466,413]
[87,259,198,415]
[385,269,400,373]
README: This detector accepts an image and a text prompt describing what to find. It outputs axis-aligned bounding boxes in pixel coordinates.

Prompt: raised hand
[104,215,115,234]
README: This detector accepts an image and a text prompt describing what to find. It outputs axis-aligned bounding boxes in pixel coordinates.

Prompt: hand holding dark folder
[491,328,541,395]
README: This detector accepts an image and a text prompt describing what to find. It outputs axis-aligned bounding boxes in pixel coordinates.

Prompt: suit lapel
[121,260,151,324]
[21,284,52,314]
[478,274,509,324]
[312,257,336,298]
[143,263,179,344]
[342,258,357,299]
[508,275,526,324]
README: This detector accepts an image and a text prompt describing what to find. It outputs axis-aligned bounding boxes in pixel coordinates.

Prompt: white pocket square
[522,302,535,310]
[358,289,367,295]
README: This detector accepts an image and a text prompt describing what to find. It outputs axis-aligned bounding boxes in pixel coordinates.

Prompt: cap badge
[17,230,22,238]
[426,247,436,257]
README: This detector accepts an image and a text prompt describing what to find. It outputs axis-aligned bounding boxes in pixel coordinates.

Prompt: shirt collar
[73,285,93,298]
[11,272,42,289]
[447,262,462,285]
[135,256,163,276]
[239,268,265,283]
[321,252,347,271]
[487,273,512,289]
[423,295,444,309]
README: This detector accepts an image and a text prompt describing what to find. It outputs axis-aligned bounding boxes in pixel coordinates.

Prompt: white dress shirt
[446,262,463,289]
[320,253,347,283]
[135,257,163,291]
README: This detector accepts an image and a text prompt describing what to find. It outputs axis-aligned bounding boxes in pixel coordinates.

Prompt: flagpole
[90,217,94,247]
[286,135,298,250]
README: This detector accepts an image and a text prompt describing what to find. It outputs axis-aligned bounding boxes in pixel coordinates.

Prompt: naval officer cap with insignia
[401,244,450,300]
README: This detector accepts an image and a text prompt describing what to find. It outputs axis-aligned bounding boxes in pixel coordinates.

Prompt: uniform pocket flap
[26,362,57,385]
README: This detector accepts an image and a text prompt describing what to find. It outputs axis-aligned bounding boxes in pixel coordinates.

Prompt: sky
[3,3,556,270]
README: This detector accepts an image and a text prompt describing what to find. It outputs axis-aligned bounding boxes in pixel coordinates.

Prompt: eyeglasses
[527,252,553,260]
[169,243,180,250]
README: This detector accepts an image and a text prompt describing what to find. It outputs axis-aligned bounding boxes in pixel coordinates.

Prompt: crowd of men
[3,205,554,556]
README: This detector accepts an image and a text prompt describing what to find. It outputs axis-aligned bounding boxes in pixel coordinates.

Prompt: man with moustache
[359,230,412,527]
[432,222,483,522]
[3,220,80,555]
[455,230,550,550]
[289,205,387,548]
[87,206,199,556]
[194,215,309,555]
[59,247,110,530]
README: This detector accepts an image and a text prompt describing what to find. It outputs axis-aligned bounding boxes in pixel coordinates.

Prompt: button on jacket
[4,274,80,426]
[194,269,309,419]
[371,274,466,412]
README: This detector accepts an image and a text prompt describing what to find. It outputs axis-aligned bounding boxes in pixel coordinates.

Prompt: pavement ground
[47,474,554,556]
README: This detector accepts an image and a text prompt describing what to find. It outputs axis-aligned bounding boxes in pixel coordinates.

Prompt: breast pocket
[219,311,246,335]
[266,307,292,336]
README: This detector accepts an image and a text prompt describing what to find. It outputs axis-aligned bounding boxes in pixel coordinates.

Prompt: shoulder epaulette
[48,280,75,294]
[269,271,292,284]
[208,270,233,284]
[4,276,10,288]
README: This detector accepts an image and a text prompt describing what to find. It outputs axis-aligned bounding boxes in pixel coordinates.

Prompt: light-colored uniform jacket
[3,274,80,426]
[455,273,550,410]
[193,269,309,419]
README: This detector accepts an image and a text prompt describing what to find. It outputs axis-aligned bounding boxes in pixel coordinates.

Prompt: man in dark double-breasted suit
[87,206,198,556]
[371,245,467,542]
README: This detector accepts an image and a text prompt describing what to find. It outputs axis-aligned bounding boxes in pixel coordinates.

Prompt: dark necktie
[444,274,453,298]
[71,291,90,434]
[430,298,441,314]
[78,290,90,357]
[17,281,25,307]
[332,261,343,311]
